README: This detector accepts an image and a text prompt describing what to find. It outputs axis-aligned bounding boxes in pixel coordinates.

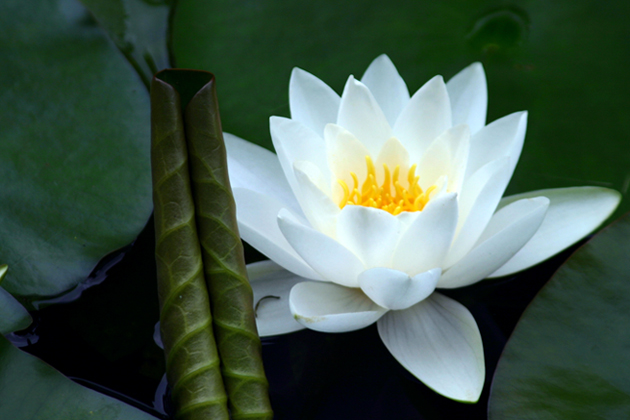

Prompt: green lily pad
[0,0,152,298]
[0,336,157,420]
[171,0,629,218]
[78,0,128,44]
[79,0,172,86]
[488,212,630,419]
[0,266,32,334]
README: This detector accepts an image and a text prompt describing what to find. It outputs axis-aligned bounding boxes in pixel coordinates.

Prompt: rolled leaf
[151,76,229,420]
[184,77,273,419]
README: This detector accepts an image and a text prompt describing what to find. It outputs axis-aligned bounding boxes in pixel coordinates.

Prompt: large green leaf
[0,0,152,298]
[488,212,630,419]
[0,266,32,334]
[79,0,172,86]
[0,336,157,420]
[171,0,630,218]
[78,0,128,44]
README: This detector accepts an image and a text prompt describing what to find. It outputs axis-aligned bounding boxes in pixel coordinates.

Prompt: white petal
[374,137,411,185]
[359,267,441,310]
[490,187,621,277]
[224,132,302,216]
[377,293,485,402]
[392,193,458,276]
[247,260,306,336]
[466,111,527,180]
[361,54,410,126]
[439,197,549,288]
[233,188,320,280]
[278,209,364,287]
[446,62,488,135]
[324,124,372,204]
[337,76,392,156]
[293,163,339,237]
[290,281,387,333]
[417,125,470,193]
[270,116,331,195]
[336,206,401,269]
[445,158,511,267]
[289,67,340,134]
[393,76,452,163]
[428,174,449,200]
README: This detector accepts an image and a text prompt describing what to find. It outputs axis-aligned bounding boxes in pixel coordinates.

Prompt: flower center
[337,156,436,215]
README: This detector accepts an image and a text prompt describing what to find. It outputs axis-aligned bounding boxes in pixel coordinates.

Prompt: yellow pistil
[337,156,437,214]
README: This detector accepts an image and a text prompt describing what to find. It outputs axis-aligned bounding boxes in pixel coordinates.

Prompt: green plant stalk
[151,76,229,420]
[185,78,273,419]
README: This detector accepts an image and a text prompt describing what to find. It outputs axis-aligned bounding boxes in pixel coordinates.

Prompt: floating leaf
[0,266,32,334]
[0,0,152,299]
[0,336,157,420]
[79,0,172,86]
[489,212,630,419]
[78,0,128,45]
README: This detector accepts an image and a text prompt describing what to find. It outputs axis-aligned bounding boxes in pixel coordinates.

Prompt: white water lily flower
[225,55,620,402]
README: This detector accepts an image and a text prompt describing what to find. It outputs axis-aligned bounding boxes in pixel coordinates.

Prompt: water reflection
[467,6,530,54]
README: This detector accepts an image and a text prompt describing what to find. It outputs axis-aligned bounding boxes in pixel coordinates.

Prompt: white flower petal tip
[361,54,410,126]
[223,132,300,213]
[232,188,320,280]
[269,116,331,198]
[466,111,528,180]
[289,281,387,333]
[489,186,622,278]
[439,196,550,289]
[337,75,392,156]
[393,75,452,162]
[358,268,441,310]
[377,294,485,402]
[445,157,512,268]
[289,67,340,134]
[247,260,307,337]
[392,193,459,276]
[446,62,488,135]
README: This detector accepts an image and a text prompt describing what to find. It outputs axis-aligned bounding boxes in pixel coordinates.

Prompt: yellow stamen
[382,164,391,197]
[338,156,437,215]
